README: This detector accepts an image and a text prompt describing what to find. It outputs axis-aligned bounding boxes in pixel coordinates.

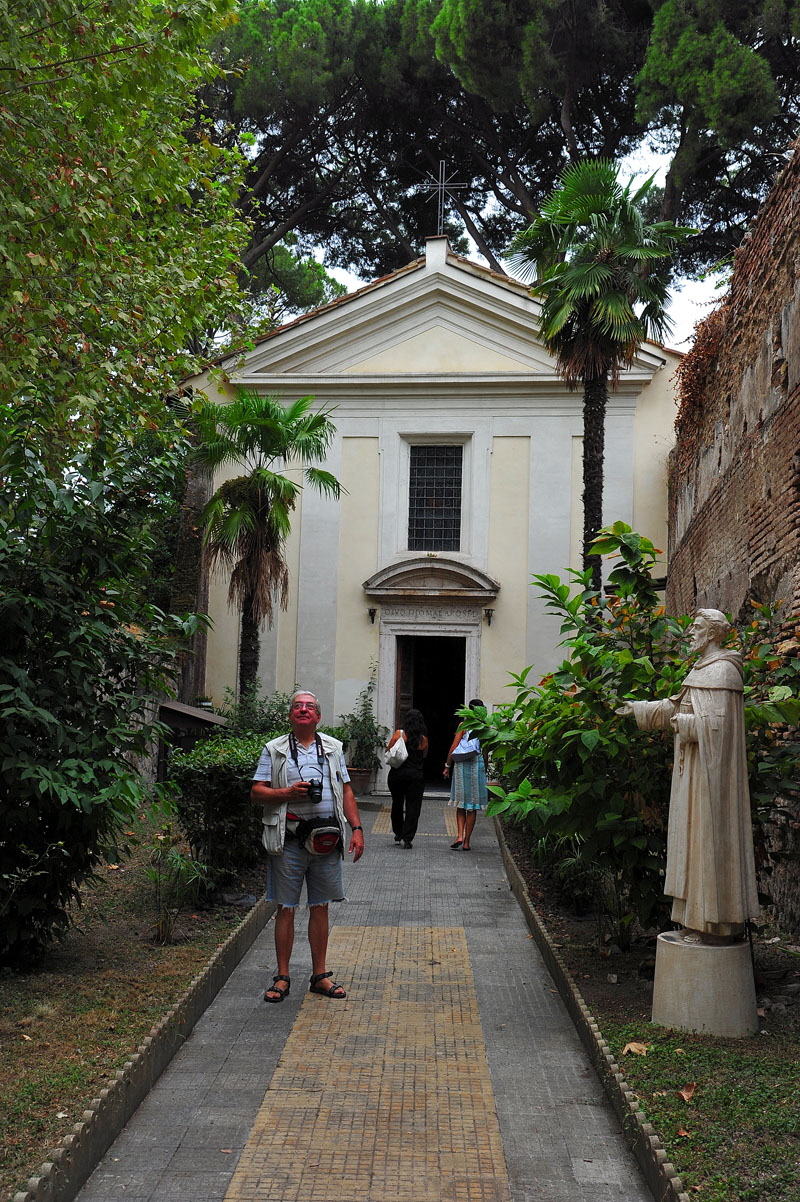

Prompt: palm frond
[302,467,343,499]
[589,292,644,344]
[555,261,616,299]
[507,157,694,382]
[192,387,342,645]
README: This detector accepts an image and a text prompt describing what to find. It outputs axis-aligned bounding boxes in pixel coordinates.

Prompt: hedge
[170,733,273,883]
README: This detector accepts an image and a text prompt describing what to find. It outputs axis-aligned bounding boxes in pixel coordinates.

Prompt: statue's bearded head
[689,608,731,653]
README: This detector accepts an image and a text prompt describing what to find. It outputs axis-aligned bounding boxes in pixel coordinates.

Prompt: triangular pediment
[344,321,538,374]
[222,243,562,382]
[363,558,500,603]
[209,238,675,393]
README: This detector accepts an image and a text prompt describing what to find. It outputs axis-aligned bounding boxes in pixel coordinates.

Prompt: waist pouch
[286,815,343,856]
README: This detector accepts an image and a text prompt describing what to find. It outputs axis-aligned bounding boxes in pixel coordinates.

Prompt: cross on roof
[418,160,468,236]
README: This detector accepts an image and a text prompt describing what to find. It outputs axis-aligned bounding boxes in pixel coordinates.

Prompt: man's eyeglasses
[292,703,317,712]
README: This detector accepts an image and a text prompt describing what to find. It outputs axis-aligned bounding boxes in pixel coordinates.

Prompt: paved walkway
[75,796,653,1202]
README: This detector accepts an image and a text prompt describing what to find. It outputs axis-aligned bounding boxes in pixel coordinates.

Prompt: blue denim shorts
[266,834,345,907]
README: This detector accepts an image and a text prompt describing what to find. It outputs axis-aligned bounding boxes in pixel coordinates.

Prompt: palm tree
[190,388,341,694]
[507,159,694,591]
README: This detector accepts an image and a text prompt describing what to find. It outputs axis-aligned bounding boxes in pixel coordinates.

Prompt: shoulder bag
[385,731,409,768]
[451,732,481,762]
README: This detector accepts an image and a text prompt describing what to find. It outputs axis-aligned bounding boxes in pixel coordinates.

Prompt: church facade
[188,238,681,778]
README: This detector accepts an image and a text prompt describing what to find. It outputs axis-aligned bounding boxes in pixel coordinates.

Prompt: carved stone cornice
[362,557,500,605]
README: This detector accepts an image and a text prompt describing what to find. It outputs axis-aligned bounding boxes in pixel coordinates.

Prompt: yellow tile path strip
[373,803,459,837]
[224,925,511,1202]
[370,806,394,834]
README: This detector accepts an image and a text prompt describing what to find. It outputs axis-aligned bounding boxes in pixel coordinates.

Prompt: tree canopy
[1,0,252,458]
[204,0,800,284]
[0,0,252,964]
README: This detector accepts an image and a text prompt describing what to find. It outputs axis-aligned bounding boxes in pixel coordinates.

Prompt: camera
[305,778,323,804]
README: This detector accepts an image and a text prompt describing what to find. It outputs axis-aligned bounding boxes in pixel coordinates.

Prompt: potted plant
[338,670,389,795]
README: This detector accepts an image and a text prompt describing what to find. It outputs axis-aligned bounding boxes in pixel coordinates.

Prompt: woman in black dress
[386,709,428,849]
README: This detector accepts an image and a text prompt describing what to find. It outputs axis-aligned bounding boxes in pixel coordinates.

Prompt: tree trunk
[582,372,608,593]
[238,593,260,697]
[171,463,212,704]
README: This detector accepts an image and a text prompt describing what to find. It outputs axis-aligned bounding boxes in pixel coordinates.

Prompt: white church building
[188,237,681,778]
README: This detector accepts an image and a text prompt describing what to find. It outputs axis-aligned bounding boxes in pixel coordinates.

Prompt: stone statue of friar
[617,609,759,941]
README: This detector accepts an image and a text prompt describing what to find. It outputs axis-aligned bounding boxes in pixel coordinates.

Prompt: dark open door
[395,635,466,781]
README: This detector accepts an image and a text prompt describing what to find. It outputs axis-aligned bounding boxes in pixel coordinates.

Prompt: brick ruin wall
[667,142,800,928]
[667,148,800,621]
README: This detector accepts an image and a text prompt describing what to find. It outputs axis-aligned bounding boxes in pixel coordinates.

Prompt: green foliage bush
[467,523,800,947]
[218,682,297,738]
[0,0,250,967]
[337,669,389,772]
[170,734,273,883]
[142,811,210,944]
[0,445,203,966]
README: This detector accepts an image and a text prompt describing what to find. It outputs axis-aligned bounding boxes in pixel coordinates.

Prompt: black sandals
[309,971,347,999]
[264,974,291,1003]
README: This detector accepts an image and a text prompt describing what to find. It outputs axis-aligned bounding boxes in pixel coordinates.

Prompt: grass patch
[604,1021,800,1200]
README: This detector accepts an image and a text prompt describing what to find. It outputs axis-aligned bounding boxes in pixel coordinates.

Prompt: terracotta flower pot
[347,768,373,796]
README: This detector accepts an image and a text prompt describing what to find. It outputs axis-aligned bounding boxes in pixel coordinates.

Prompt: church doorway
[395,635,466,782]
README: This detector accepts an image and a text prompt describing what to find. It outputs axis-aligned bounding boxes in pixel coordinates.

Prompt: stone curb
[495,818,690,1202]
[13,897,276,1202]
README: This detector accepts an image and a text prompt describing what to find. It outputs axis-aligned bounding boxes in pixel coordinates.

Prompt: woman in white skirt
[442,699,488,851]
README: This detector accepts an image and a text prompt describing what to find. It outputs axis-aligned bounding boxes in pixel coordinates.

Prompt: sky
[619,145,727,351]
[661,272,726,351]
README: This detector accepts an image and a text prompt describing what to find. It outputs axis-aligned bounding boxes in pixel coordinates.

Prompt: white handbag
[451,733,481,762]
[385,732,409,768]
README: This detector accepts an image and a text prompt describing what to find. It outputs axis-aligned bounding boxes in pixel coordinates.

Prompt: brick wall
[667,142,800,622]
[667,141,800,927]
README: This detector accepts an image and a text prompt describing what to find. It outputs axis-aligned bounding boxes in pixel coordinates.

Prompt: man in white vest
[251,691,365,1002]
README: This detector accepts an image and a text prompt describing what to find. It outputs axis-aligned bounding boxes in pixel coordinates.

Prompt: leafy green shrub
[338,668,389,771]
[170,733,273,883]
[468,523,800,946]
[0,444,203,967]
[736,601,800,781]
[319,725,348,743]
[735,601,800,893]
[218,682,297,738]
[143,810,210,944]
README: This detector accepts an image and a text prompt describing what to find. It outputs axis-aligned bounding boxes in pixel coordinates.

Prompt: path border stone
[494,817,690,1202]
[12,897,275,1202]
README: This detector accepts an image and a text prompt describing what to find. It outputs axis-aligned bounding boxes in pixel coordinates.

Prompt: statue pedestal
[651,931,758,1037]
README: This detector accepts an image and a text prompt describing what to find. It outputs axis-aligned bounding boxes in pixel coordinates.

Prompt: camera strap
[288,732,325,770]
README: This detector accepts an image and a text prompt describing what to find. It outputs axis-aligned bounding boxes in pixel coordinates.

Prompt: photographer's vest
[261,732,347,853]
